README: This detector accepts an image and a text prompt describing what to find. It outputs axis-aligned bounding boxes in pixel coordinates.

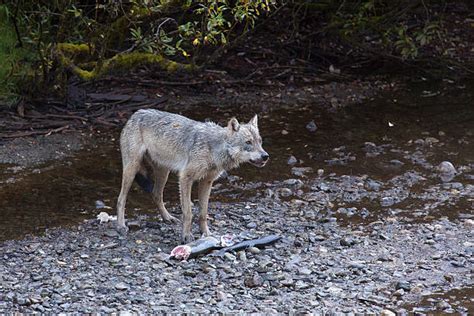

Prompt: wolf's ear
[228,117,240,133]
[249,114,258,127]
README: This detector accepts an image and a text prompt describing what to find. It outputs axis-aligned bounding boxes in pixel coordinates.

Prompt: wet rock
[306,120,317,132]
[33,304,45,312]
[265,188,274,199]
[244,274,263,288]
[381,309,396,316]
[463,219,474,227]
[393,289,405,297]
[379,233,390,240]
[287,156,298,165]
[443,274,454,282]
[380,196,395,207]
[436,300,452,310]
[317,182,330,191]
[437,161,457,182]
[340,237,356,247]
[414,138,425,145]
[104,229,120,238]
[298,267,312,275]
[283,178,304,187]
[293,239,304,247]
[238,251,247,262]
[450,260,466,267]
[224,253,236,261]
[437,161,456,173]
[349,261,365,270]
[16,297,30,306]
[389,159,405,167]
[115,282,129,291]
[280,278,295,287]
[126,220,141,229]
[313,235,325,242]
[291,167,313,177]
[249,247,261,254]
[431,252,443,260]
[277,188,293,197]
[396,281,411,291]
[216,291,227,301]
[246,222,257,229]
[183,270,197,277]
[363,142,384,157]
[425,137,439,145]
[366,180,382,191]
[95,200,106,209]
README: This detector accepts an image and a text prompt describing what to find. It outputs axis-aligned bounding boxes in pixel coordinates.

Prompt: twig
[25,114,88,121]
[12,0,23,47]
[0,125,69,139]
[45,125,69,136]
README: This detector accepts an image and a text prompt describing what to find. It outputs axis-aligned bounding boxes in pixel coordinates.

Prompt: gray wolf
[116,109,269,243]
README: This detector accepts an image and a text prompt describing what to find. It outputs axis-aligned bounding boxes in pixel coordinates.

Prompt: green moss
[57,50,193,80]
[56,43,92,63]
[57,43,90,54]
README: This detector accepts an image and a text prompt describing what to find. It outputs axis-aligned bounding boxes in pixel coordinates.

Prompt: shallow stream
[0,79,473,241]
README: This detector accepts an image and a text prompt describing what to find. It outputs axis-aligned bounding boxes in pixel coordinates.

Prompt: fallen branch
[0,125,69,138]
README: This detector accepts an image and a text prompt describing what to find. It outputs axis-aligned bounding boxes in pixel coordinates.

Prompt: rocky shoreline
[1,180,472,313]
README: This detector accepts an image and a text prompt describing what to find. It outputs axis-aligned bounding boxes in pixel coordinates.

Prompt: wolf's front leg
[116,162,140,234]
[179,174,194,243]
[198,177,214,237]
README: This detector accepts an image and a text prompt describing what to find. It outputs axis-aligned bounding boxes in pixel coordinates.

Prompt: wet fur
[116,109,268,242]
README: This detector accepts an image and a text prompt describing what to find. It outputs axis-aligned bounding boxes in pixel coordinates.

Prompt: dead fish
[170,236,221,260]
[211,234,282,257]
[170,234,283,260]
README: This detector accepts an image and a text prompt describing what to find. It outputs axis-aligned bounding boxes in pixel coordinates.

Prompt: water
[0,79,473,241]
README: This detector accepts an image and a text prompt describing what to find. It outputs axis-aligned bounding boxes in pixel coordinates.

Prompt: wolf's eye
[245,140,252,145]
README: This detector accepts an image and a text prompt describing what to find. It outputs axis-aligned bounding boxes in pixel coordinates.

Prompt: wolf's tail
[134,173,154,193]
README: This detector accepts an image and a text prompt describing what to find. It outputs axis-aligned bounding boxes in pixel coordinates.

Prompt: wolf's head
[226,115,269,167]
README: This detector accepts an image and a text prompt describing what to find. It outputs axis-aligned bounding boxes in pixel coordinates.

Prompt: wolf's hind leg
[151,166,178,223]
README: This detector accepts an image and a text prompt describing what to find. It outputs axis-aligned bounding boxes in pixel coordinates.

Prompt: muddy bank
[0,133,82,168]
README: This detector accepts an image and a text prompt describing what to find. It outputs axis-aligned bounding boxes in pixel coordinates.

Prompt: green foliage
[4,0,277,85]
[0,0,463,94]
[0,5,34,103]
[331,0,446,60]
[126,0,276,61]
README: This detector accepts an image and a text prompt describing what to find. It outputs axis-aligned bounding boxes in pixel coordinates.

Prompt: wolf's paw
[116,225,129,236]
[181,233,195,244]
[200,227,211,237]
[163,215,181,224]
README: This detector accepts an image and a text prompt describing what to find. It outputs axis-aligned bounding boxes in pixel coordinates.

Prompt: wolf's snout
[261,153,269,162]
